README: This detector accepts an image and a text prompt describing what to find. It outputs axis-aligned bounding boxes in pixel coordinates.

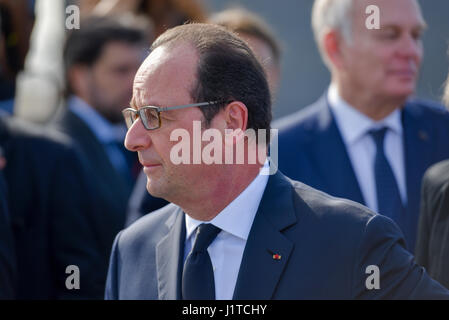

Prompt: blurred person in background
[80,0,207,37]
[209,7,281,97]
[51,16,149,264]
[415,71,449,289]
[274,0,449,253]
[0,113,106,299]
[0,169,15,299]
[0,0,35,114]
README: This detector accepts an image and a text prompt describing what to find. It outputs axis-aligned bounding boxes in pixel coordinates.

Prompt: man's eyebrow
[129,97,166,110]
[380,22,428,31]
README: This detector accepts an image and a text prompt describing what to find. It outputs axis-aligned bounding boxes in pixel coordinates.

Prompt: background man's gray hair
[311,0,353,67]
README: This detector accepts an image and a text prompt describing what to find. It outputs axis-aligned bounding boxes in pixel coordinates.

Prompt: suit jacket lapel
[312,97,365,205]
[233,171,296,299]
[156,208,185,300]
[402,104,432,236]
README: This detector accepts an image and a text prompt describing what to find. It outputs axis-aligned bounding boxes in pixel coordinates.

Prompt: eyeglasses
[122,101,219,130]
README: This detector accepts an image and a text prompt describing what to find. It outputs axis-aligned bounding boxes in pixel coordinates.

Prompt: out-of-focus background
[207,0,449,119]
[2,0,449,121]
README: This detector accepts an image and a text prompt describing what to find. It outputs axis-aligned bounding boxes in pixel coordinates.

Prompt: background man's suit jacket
[274,96,449,252]
[416,159,449,289]
[0,115,105,299]
[0,171,16,299]
[52,109,140,291]
[105,171,449,299]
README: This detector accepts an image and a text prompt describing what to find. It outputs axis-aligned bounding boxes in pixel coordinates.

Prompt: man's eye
[412,31,423,41]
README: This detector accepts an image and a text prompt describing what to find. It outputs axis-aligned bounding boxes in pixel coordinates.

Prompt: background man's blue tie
[369,127,404,223]
[182,223,221,300]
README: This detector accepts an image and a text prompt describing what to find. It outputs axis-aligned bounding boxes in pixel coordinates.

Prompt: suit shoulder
[291,179,376,225]
[1,116,75,152]
[405,98,449,120]
[285,177,408,269]
[118,203,180,248]
[422,160,449,194]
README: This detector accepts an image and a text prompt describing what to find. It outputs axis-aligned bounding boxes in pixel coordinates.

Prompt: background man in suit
[274,0,449,253]
[105,23,449,300]
[416,159,449,289]
[0,114,105,299]
[52,17,148,257]
[415,73,449,289]
[0,170,16,299]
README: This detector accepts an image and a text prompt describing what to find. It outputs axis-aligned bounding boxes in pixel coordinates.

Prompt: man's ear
[224,101,248,132]
[67,65,90,98]
[323,30,345,69]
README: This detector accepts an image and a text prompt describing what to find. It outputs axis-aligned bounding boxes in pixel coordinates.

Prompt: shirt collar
[185,161,270,242]
[328,84,403,145]
[68,95,127,144]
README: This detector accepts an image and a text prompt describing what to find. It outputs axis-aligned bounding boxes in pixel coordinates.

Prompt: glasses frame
[122,101,219,130]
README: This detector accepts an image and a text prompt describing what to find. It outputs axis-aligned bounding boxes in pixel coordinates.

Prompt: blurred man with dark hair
[52,17,149,255]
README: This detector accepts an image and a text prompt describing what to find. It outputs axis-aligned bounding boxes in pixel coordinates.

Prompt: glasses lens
[123,109,136,129]
[141,108,159,129]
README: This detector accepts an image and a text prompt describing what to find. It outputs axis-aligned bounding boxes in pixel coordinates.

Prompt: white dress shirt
[184,161,269,300]
[68,95,129,173]
[328,85,407,212]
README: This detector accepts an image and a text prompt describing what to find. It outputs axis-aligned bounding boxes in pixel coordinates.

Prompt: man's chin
[385,87,415,103]
[146,179,167,200]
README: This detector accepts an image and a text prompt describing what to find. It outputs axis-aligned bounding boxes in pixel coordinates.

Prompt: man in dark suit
[0,114,105,299]
[0,170,16,299]
[105,23,449,299]
[52,17,148,258]
[416,160,449,289]
[274,0,449,253]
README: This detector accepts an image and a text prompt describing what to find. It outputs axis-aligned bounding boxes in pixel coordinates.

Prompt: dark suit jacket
[0,115,105,299]
[52,109,140,283]
[0,171,16,299]
[105,171,449,299]
[273,96,449,252]
[416,159,449,289]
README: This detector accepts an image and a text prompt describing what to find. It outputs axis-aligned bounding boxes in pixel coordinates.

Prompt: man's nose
[398,33,423,61]
[124,119,152,152]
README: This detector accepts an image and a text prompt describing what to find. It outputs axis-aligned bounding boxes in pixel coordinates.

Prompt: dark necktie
[369,127,404,222]
[182,223,221,300]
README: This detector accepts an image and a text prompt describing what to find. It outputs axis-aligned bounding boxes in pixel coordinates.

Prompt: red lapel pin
[272,254,282,260]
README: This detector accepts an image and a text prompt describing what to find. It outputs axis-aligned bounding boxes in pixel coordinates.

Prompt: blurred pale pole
[14,0,65,123]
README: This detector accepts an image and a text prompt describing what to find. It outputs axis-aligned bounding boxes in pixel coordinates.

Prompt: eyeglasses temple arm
[159,101,218,112]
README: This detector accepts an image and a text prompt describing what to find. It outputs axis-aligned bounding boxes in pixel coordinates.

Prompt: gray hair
[311,0,354,66]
